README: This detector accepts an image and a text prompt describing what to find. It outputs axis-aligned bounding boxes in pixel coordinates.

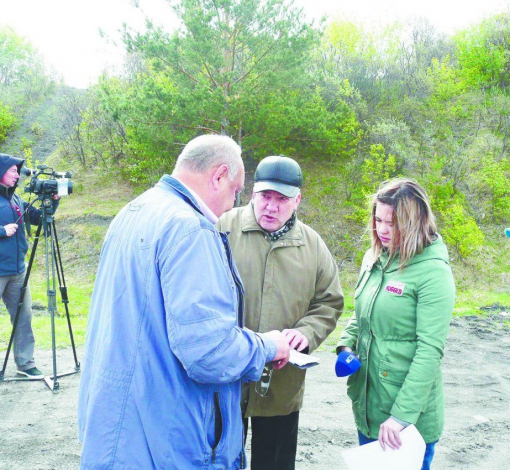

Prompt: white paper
[342,425,426,470]
[288,349,320,369]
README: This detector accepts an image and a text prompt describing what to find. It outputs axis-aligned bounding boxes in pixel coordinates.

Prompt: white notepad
[288,349,320,369]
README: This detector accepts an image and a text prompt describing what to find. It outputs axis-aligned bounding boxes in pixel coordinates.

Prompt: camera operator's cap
[253,155,302,198]
[505,227,510,238]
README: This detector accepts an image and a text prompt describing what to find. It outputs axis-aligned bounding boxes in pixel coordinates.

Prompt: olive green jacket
[218,204,344,417]
[337,235,455,443]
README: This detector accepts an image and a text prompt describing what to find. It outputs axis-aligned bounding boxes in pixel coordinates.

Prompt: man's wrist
[256,332,277,363]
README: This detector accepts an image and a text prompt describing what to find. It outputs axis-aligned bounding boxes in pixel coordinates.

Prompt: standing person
[337,178,456,470]
[78,135,290,470]
[218,155,344,470]
[0,154,55,378]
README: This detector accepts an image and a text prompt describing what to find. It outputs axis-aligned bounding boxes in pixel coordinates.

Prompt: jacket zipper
[211,391,223,464]
[220,233,244,327]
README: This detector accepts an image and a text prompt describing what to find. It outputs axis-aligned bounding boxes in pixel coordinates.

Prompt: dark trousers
[243,411,300,470]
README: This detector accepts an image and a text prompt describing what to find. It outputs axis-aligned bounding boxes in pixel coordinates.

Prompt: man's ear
[294,192,302,210]
[211,164,229,190]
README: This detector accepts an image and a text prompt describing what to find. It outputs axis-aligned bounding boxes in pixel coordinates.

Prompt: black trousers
[243,411,300,470]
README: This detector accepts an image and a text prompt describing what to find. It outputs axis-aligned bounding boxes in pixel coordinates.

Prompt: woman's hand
[378,417,404,450]
[3,223,18,237]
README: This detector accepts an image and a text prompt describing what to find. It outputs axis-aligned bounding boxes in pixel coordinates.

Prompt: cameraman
[0,153,58,377]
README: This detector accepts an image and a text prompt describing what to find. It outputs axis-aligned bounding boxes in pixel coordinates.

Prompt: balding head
[172,134,245,217]
[174,135,242,180]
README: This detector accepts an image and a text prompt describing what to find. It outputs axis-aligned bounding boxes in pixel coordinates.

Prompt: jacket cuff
[390,415,411,428]
[335,341,356,355]
[255,333,277,363]
[390,403,421,425]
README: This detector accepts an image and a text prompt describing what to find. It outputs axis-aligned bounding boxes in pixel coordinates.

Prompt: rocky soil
[1,313,509,470]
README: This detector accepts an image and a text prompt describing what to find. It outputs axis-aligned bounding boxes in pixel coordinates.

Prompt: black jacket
[0,154,41,276]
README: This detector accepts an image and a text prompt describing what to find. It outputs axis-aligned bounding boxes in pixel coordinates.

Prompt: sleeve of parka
[336,313,358,353]
[390,259,455,424]
[159,222,275,385]
[293,237,344,352]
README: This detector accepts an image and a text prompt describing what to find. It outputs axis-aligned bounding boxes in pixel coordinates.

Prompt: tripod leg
[44,222,60,392]
[0,222,42,381]
[51,221,80,371]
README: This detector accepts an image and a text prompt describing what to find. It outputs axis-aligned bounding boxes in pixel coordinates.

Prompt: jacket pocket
[207,391,223,464]
[346,369,361,402]
[377,360,409,414]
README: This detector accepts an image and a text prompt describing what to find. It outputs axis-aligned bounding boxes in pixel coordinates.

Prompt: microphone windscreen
[335,350,361,377]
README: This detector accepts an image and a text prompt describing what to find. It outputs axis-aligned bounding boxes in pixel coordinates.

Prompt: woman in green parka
[337,178,455,470]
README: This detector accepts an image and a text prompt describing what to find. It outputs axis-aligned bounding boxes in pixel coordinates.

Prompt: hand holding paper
[342,425,426,470]
[288,349,320,369]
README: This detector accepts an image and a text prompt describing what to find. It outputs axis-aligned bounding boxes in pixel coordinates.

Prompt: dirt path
[1,313,509,470]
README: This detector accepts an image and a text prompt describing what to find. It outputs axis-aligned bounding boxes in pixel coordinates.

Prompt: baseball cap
[253,155,302,198]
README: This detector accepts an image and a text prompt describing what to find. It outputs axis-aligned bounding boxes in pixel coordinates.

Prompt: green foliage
[0,101,15,142]
[471,156,510,221]
[453,15,510,89]
[68,0,364,184]
[345,144,397,225]
[424,161,484,258]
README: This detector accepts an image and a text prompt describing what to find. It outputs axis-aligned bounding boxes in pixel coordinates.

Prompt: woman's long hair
[368,178,437,268]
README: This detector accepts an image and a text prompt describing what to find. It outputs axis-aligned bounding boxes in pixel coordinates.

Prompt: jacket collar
[159,174,205,216]
[0,184,10,200]
[240,203,304,243]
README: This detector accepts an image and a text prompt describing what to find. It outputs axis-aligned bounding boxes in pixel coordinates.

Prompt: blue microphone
[335,350,361,377]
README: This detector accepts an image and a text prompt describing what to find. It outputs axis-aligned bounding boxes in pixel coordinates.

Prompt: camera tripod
[0,195,80,392]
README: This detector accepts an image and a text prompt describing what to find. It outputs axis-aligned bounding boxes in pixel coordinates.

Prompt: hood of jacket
[378,234,450,273]
[0,154,24,198]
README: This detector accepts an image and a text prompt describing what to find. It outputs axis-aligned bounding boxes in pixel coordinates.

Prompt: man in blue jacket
[0,154,49,377]
[78,134,290,470]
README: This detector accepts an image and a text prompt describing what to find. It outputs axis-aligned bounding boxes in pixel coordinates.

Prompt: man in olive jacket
[218,156,344,470]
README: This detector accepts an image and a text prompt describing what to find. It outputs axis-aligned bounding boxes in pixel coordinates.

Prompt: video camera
[22,165,73,197]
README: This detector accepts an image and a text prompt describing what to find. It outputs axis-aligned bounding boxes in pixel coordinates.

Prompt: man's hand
[4,223,18,237]
[378,417,404,451]
[282,328,309,352]
[52,194,60,200]
[261,330,290,370]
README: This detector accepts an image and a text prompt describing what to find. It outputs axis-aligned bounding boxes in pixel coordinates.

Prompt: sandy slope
[0,313,509,470]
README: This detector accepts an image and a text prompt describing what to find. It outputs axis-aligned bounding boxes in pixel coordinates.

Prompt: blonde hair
[368,178,437,268]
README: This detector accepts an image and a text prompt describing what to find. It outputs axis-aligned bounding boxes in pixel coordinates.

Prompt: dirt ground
[1,313,509,470]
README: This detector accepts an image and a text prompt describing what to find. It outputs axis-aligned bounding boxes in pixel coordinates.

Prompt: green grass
[0,312,89,351]
[453,290,510,316]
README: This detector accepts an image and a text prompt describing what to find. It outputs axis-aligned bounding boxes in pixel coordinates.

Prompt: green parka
[337,234,455,443]
[218,204,344,417]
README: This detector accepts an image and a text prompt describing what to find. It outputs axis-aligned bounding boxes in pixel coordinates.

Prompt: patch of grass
[454,291,510,316]
[0,312,88,351]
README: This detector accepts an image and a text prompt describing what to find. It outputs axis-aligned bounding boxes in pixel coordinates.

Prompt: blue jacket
[0,154,41,277]
[78,175,276,470]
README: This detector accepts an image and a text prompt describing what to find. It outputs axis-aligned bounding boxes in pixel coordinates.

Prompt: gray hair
[174,135,242,180]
